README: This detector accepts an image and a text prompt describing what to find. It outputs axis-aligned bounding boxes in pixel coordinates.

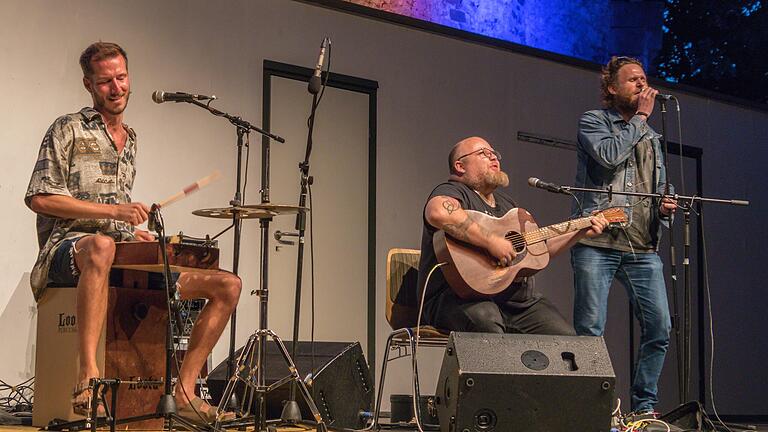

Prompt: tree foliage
[653,0,767,104]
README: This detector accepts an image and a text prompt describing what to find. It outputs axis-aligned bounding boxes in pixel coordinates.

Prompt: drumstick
[157,170,222,208]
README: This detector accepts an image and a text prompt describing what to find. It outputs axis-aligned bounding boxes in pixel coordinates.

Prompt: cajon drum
[33,285,167,429]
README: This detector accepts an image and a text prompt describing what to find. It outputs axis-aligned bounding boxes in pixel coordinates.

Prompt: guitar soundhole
[507,232,526,253]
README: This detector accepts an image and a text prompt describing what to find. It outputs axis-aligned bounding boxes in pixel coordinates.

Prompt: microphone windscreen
[151,91,165,104]
[308,76,322,95]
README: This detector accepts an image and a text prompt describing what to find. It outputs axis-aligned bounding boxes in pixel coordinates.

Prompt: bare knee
[215,273,241,309]
[76,235,116,271]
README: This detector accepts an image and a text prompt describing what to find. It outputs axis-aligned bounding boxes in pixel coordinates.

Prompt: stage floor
[2,421,767,432]
[0,425,427,432]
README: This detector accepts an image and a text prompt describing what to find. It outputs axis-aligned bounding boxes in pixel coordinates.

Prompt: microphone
[528,177,567,194]
[308,38,328,95]
[655,93,674,101]
[152,90,216,104]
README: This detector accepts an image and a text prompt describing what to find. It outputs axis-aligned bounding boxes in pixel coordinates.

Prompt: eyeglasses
[456,147,501,161]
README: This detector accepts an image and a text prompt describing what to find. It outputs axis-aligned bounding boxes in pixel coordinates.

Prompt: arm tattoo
[442,199,457,215]
[443,214,473,242]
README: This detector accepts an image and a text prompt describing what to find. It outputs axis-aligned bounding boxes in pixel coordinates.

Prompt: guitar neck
[519,215,593,245]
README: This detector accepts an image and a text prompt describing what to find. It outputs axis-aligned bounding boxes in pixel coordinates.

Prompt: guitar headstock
[597,207,628,226]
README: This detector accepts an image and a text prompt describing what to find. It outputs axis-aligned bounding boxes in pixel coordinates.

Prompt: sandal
[177,397,235,425]
[71,379,106,418]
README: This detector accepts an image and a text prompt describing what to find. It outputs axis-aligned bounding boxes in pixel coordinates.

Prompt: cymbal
[192,203,308,219]
[192,206,275,220]
[240,203,308,214]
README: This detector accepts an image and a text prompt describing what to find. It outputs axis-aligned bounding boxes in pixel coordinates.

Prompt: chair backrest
[385,248,421,330]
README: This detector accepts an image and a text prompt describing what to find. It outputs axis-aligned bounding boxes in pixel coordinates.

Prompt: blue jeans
[571,244,671,412]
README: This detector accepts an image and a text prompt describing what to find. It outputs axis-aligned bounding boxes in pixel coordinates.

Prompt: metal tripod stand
[214,330,327,431]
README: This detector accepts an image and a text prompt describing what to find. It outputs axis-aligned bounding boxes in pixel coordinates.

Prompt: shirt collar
[78,107,135,141]
[79,106,102,123]
[606,108,626,124]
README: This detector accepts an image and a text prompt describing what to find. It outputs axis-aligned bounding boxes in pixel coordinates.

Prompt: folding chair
[368,248,449,430]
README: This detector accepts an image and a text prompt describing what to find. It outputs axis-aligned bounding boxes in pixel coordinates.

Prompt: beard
[465,169,509,191]
[613,92,638,113]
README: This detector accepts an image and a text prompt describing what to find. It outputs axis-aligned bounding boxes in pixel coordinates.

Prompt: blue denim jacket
[572,108,671,249]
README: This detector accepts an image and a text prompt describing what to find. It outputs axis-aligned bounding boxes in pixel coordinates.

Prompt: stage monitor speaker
[207,341,372,429]
[435,332,616,432]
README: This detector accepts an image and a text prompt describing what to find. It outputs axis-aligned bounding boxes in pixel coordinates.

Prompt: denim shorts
[47,237,180,288]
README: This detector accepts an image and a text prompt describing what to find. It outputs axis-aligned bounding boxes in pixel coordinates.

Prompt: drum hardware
[178,97,323,431]
[274,230,299,249]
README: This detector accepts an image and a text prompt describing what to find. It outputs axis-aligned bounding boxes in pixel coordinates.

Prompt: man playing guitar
[417,136,608,334]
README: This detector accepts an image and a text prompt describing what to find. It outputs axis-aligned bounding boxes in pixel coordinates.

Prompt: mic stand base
[214,330,327,432]
[156,394,176,416]
[279,400,302,424]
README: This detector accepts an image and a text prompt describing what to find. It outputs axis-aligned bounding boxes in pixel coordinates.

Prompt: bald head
[447,136,508,192]
[449,136,489,175]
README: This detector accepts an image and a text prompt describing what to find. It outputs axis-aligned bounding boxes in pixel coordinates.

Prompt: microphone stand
[114,205,204,431]
[657,97,685,404]
[186,99,285,144]
[180,99,285,415]
[559,186,749,208]
[180,96,326,432]
[556,184,749,402]
[47,206,204,432]
[280,88,320,424]
[281,38,330,426]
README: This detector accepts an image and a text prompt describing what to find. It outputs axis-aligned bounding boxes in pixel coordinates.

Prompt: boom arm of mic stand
[560,185,749,207]
[185,98,286,143]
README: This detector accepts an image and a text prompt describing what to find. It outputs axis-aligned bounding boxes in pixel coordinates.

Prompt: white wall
[0,0,765,416]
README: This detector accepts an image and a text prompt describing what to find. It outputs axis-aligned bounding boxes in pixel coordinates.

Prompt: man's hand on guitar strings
[486,234,516,267]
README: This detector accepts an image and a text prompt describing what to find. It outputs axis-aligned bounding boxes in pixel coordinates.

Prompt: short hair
[79,42,128,77]
[601,56,643,108]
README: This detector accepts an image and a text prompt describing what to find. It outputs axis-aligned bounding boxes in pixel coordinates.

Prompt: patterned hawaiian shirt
[25,107,137,300]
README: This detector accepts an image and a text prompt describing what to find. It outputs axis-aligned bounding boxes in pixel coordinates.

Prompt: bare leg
[174,271,241,406]
[73,234,116,383]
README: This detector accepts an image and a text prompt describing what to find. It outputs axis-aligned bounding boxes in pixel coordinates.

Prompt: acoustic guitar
[433,207,627,299]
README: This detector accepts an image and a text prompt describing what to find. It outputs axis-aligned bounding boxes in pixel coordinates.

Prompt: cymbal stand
[213,330,327,432]
[181,98,285,411]
[234,113,324,431]
[180,100,324,430]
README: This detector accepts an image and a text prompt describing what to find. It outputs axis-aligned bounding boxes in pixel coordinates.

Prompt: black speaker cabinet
[435,332,616,432]
[207,341,372,429]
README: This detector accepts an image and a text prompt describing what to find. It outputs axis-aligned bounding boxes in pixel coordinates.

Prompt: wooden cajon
[33,284,167,429]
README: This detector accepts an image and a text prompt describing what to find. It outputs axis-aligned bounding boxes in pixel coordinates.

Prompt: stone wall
[347,0,664,70]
